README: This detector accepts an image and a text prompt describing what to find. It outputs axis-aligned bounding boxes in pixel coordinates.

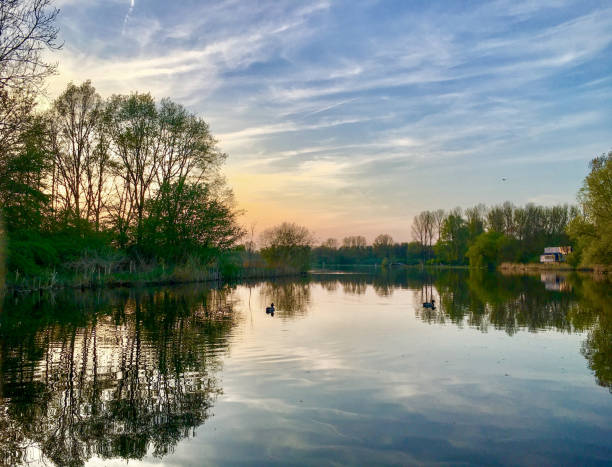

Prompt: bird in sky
[501,177,507,181]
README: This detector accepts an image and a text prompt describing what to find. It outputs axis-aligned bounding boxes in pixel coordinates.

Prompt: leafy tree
[466,231,506,269]
[465,204,486,242]
[568,151,612,266]
[0,116,50,233]
[104,92,160,247]
[436,210,469,264]
[49,81,109,227]
[105,93,226,251]
[373,234,394,259]
[260,222,314,272]
[142,181,244,261]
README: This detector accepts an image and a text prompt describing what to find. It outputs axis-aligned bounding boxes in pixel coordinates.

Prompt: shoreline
[4,267,307,294]
[498,262,610,274]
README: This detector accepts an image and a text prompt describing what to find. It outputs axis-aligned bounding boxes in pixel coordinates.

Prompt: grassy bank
[499,262,611,274]
[5,263,306,293]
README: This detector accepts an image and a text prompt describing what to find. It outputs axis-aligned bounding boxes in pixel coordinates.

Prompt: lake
[0,269,611,466]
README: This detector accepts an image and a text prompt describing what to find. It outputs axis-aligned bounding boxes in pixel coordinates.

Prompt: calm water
[0,270,611,466]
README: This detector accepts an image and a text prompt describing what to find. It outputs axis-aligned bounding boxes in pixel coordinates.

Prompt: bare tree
[342,235,366,248]
[373,233,394,258]
[411,212,427,246]
[433,209,445,242]
[321,238,338,249]
[412,211,436,262]
[0,0,61,92]
[260,222,314,272]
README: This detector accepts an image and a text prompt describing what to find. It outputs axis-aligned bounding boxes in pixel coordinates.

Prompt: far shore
[498,262,610,275]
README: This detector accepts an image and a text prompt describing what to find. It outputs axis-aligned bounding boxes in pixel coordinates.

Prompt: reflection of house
[540,246,572,263]
[540,273,572,291]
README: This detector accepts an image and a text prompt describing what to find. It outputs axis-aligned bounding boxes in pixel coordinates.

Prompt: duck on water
[266,303,275,313]
[423,298,436,309]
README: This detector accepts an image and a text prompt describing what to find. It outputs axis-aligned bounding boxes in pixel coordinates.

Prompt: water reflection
[0,270,611,466]
[541,272,572,291]
[259,278,311,318]
[411,270,611,393]
[0,286,237,466]
[310,269,611,394]
[577,278,612,394]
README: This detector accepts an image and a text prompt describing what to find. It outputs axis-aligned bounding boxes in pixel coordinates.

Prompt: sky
[47,0,612,242]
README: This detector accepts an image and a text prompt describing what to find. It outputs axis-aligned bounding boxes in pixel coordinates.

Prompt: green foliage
[568,151,612,266]
[466,232,506,269]
[436,213,469,264]
[142,181,244,262]
[260,223,313,272]
[0,116,51,233]
[373,234,394,259]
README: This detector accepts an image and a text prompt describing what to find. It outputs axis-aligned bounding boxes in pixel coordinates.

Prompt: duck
[266,303,275,313]
[422,298,436,309]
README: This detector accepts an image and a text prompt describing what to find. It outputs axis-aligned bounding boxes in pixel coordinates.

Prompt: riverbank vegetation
[1,1,610,290]
[313,153,611,271]
[313,202,578,268]
[0,1,321,290]
[0,79,259,288]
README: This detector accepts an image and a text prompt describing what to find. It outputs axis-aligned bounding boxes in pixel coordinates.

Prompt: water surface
[1,270,611,465]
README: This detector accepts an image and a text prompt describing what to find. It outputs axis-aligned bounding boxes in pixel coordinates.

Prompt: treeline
[312,202,578,268]
[1,80,247,280]
[313,150,612,269]
[0,1,314,287]
[0,2,248,282]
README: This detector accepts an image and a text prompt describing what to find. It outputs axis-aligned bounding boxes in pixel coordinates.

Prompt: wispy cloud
[50,0,612,240]
[121,0,135,35]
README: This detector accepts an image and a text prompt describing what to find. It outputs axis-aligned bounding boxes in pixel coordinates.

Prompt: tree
[0,1,60,163]
[0,87,37,158]
[411,211,435,261]
[49,81,108,225]
[260,222,314,272]
[568,151,612,265]
[433,209,445,242]
[0,0,60,92]
[321,238,338,249]
[465,204,486,242]
[0,115,50,232]
[466,231,508,269]
[486,205,505,233]
[142,181,244,260]
[156,98,224,187]
[373,234,393,259]
[436,209,469,264]
[105,92,160,247]
[342,235,366,248]
[105,93,227,250]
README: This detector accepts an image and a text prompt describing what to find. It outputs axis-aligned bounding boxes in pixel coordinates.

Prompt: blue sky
[49,0,612,241]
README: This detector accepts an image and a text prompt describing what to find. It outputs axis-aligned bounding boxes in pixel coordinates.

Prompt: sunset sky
[48,0,612,242]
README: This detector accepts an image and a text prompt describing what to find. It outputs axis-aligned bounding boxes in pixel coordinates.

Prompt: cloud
[122,0,135,35]
[48,0,612,239]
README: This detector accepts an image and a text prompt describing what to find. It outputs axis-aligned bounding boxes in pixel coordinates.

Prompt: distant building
[540,246,572,263]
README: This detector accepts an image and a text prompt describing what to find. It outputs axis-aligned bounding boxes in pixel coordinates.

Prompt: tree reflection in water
[259,278,311,318]
[0,286,237,466]
[578,278,612,394]
[294,268,612,395]
[0,270,610,465]
[410,269,612,394]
